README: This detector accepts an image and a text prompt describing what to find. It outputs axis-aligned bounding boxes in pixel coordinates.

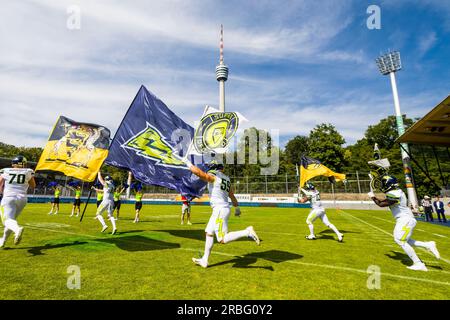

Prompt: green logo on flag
[194,112,239,153]
[123,123,187,169]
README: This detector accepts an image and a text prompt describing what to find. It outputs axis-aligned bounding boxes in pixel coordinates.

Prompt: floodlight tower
[375,51,418,208]
[216,25,228,112]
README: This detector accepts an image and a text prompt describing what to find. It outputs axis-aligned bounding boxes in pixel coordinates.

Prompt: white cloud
[0,0,445,150]
[418,31,437,56]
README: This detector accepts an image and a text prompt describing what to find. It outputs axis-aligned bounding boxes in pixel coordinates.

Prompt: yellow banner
[300,163,346,188]
[35,116,110,182]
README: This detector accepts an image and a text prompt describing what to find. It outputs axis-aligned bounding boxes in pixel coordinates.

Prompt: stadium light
[375,51,401,75]
[376,51,418,209]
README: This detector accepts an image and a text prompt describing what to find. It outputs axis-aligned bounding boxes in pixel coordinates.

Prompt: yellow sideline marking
[340,210,450,265]
[19,224,450,287]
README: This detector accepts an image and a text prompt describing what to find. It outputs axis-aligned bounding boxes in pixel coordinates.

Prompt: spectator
[421,196,434,222]
[433,196,447,223]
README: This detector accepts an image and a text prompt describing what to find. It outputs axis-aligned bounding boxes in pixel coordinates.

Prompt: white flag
[188,105,248,156]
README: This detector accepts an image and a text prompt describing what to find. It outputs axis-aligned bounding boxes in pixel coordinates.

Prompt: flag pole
[79,186,93,222]
[80,161,105,222]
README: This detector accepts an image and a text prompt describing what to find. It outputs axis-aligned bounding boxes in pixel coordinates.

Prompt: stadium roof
[397,95,450,147]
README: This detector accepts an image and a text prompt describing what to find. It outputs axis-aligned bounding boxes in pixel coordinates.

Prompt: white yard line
[432,233,448,239]
[20,224,450,287]
[363,214,448,237]
[340,210,450,265]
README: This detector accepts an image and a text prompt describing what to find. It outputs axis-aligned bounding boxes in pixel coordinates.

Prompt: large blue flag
[106,85,207,198]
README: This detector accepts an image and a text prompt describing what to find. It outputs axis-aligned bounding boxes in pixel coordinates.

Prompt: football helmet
[304,182,315,190]
[380,175,398,193]
[11,155,27,167]
[206,161,224,172]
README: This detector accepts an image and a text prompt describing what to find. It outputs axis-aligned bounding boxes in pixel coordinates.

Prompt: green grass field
[0,203,449,300]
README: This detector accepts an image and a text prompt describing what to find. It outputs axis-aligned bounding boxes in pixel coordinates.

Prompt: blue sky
[0,0,449,148]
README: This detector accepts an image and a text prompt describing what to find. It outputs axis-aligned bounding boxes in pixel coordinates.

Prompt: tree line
[0,115,447,198]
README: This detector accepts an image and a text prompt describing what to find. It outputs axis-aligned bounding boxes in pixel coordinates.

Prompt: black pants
[424,207,434,221]
[436,209,447,222]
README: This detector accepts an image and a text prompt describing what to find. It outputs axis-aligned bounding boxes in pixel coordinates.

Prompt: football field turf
[0,203,449,300]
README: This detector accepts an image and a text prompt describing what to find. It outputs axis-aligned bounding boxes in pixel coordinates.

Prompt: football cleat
[111,228,117,235]
[338,233,344,242]
[246,226,260,245]
[14,227,24,245]
[101,225,108,233]
[192,257,208,268]
[187,221,192,226]
[0,238,5,248]
[407,262,428,271]
[305,235,316,240]
[428,241,440,259]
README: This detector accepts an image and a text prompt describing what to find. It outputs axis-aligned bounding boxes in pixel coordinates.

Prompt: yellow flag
[299,156,346,187]
[36,116,110,182]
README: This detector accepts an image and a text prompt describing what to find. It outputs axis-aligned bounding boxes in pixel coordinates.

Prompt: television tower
[215,25,228,112]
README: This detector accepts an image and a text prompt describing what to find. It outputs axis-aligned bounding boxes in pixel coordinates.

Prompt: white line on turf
[340,210,450,265]
[21,224,450,287]
[361,214,448,237]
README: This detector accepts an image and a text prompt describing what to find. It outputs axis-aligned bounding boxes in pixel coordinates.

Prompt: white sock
[223,229,250,244]
[308,224,314,236]
[328,224,341,236]
[202,235,214,263]
[96,215,107,227]
[408,239,431,250]
[4,219,20,234]
[109,216,117,229]
[400,242,422,264]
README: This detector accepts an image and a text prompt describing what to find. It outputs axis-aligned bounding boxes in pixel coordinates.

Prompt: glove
[367,191,375,198]
[234,207,241,217]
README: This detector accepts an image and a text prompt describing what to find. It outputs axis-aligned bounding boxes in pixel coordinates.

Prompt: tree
[0,142,43,163]
[365,115,414,149]
[308,123,346,171]
[284,135,309,165]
